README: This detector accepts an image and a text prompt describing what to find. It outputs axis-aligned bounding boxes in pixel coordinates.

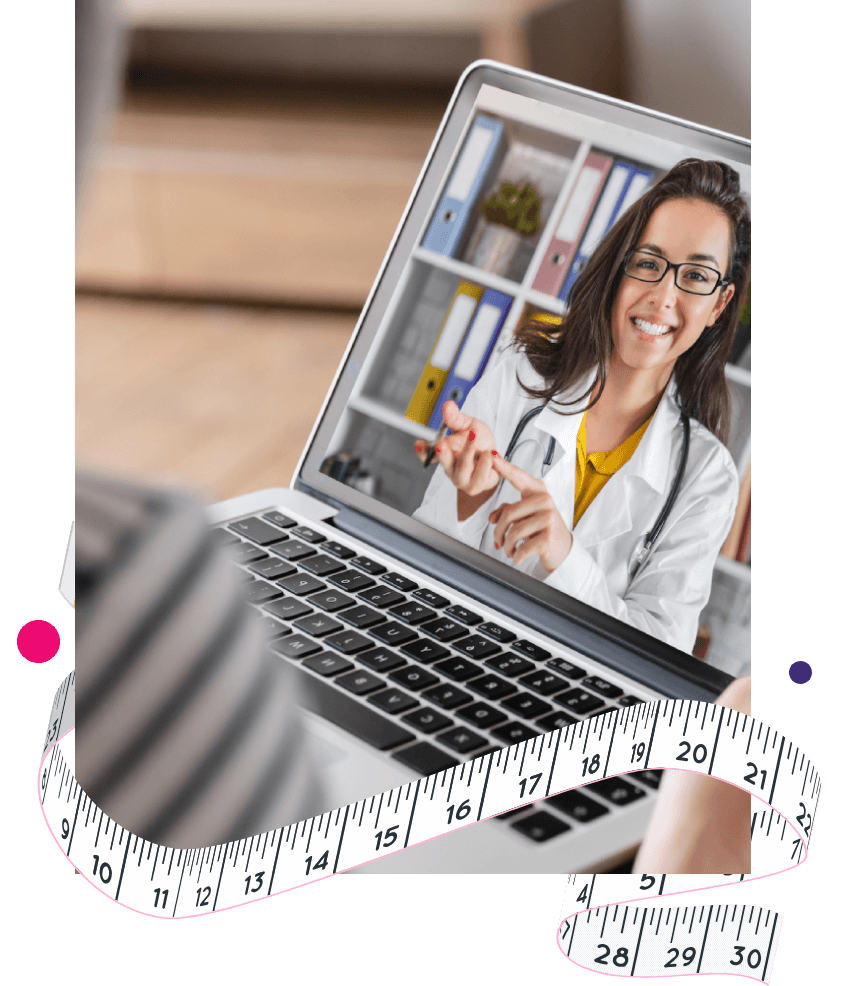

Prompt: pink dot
[17,621,60,663]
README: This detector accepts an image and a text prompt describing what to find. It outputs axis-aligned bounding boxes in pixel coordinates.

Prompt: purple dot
[17,620,60,664]
[789,661,812,684]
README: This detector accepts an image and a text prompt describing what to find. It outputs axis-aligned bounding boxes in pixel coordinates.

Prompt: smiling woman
[413,158,751,653]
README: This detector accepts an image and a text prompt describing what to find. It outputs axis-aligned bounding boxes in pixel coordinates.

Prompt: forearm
[632,771,751,874]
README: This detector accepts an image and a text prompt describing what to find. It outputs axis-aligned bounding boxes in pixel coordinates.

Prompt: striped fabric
[75,471,321,849]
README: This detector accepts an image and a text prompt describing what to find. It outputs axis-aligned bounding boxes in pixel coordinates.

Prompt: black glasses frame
[622,250,730,296]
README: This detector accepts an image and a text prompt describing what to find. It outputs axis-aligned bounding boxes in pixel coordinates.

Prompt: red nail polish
[415,442,422,451]
[469,431,476,441]
[494,542,500,550]
[491,450,498,457]
[434,445,441,454]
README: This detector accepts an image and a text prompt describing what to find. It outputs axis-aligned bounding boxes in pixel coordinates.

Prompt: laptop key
[445,605,482,626]
[412,588,450,608]
[370,622,417,647]
[308,589,355,612]
[242,579,284,604]
[478,622,517,643]
[350,556,386,576]
[485,654,535,677]
[389,666,440,692]
[327,570,376,593]
[437,726,487,754]
[502,692,552,720]
[586,776,646,806]
[420,617,468,642]
[291,526,325,544]
[387,602,435,625]
[452,634,501,659]
[510,811,570,842]
[358,586,405,608]
[325,630,373,654]
[277,573,326,597]
[270,635,323,659]
[322,540,356,560]
[546,790,609,823]
[554,688,605,715]
[335,670,385,695]
[369,688,418,714]
[337,604,386,629]
[586,706,614,720]
[292,613,343,637]
[491,722,539,744]
[299,554,346,577]
[517,670,570,696]
[401,707,453,734]
[392,743,459,776]
[357,647,406,673]
[382,572,418,592]
[631,769,663,789]
[271,540,316,562]
[228,517,289,545]
[537,710,579,731]
[583,676,624,699]
[302,652,353,677]
[457,702,508,729]
[231,543,269,564]
[468,675,517,701]
[422,683,473,710]
[433,656,481,681]
[402,639,450,664]
[511,639,551,661]
[262,511,297,529]
[546,657,586,680]
[212,527,241,546]
[257,616,291,640]
[292,665,414,750]
[264,597,312,621]
[249,556,297,580]
[618,695,644,707]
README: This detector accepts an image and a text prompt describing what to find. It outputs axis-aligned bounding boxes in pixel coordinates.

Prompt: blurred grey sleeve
[75,471,321,849]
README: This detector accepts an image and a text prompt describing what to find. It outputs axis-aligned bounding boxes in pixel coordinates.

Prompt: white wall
[623,0,750,137]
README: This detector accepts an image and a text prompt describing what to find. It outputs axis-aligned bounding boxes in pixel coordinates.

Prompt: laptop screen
[297,63,750,678]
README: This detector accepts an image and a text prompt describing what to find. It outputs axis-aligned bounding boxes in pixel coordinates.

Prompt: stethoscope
[488,403,691,576]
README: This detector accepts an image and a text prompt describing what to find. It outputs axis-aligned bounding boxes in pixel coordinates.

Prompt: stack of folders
[405,281,513,428]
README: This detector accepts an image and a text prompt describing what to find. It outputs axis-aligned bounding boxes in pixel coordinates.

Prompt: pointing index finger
[491,453,543,494]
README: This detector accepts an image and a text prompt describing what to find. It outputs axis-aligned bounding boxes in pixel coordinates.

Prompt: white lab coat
[413,350,738,652]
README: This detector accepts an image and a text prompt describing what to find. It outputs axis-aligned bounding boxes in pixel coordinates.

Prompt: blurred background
[77,0,750,504]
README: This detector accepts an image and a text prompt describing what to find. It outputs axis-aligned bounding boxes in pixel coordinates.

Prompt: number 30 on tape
[40,672,820,982]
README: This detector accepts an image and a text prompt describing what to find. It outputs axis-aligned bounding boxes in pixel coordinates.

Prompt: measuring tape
[40,671,819,982]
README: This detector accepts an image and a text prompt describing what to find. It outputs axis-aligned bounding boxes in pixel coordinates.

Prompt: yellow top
[574,412,653,527]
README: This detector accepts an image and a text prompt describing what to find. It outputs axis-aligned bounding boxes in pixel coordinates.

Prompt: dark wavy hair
[513,158,751,442]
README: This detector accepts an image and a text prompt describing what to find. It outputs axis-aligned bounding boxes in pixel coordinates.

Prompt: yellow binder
[406,281,485,426]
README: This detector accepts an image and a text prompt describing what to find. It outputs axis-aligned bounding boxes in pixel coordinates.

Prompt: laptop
[206,61,751,873]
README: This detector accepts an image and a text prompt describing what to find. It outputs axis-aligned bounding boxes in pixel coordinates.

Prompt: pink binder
[531,152,613,296]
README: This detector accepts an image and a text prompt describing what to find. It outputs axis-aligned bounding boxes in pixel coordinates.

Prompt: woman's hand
[414,401,500,519]
[488,455,573,573]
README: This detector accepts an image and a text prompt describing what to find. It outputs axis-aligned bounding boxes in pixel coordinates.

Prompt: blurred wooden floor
[77,82,445,501]
[76,294,355,501]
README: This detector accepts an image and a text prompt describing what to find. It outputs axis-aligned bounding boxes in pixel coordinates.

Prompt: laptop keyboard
[219,510,662,845]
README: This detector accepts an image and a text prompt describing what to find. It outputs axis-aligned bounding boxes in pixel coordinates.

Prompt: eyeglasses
[622,250,730,296]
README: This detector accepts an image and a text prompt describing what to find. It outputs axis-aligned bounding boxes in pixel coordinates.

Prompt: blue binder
[427,289,513,430]
[558,162,654,303]
[421,114,505,257]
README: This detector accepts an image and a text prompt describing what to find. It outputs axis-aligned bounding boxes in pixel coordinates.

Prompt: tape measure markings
[40,673,820,979]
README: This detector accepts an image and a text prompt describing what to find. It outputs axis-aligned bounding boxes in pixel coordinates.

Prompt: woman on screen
[412,158,750,652]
